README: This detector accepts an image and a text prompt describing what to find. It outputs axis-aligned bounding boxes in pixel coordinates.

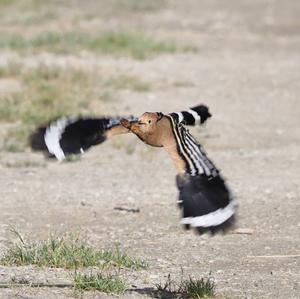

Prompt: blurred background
[0,1,299,298]
[0,0,299,152]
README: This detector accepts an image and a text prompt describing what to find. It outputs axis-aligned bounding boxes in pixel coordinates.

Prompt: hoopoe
[30,105,236,234]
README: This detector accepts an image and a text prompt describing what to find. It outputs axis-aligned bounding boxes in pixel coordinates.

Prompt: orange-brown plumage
[29,105,236,234]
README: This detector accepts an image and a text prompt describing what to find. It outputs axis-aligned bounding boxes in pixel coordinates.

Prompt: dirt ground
[0,0,300,298]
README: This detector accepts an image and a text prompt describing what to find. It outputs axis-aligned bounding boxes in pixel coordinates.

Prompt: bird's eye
[148,120,151,124]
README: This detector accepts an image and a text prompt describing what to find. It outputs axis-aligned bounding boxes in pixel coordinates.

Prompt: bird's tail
[176,174,236,234]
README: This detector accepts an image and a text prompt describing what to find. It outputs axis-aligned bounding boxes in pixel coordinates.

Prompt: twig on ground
[114,207,140,213]
[247,255,300,259]
[0,282,74,288]
[232,228,254,235]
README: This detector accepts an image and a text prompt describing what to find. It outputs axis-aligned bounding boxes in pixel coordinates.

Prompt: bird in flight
[30,105,236,234]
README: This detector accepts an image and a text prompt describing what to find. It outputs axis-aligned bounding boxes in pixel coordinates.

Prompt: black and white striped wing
[169,104,212,126]
[30,104,212,161]
[173,124,236,233]
[30,116,136,160]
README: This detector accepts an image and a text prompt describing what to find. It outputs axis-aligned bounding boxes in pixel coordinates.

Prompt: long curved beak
[120,119,139,130]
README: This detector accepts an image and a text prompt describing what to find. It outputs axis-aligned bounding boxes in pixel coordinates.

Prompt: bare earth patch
[0,0,300,298]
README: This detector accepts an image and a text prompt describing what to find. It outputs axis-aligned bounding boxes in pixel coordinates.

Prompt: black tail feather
[195,216,236,236]
[176,174,236,234]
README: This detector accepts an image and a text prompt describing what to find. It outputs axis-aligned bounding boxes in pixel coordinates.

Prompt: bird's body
[30,105,236,234]
[121,112,236,233]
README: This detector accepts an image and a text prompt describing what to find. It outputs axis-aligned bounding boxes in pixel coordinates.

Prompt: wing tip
[29,126,47,152]
[30,116,113,161]
[190,104,212,124]
[44,118,70,161]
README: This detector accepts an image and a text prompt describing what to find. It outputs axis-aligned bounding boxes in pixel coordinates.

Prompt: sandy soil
[0,0,300,298]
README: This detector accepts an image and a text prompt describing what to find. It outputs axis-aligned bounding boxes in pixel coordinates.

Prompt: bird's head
[120,112,164,146]
[121,112,163,133]
[136,112,164,132]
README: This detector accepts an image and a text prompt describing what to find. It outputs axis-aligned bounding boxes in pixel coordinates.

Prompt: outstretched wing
[29,104,211,160]
[30,116,136,160]
[170,104,212,126]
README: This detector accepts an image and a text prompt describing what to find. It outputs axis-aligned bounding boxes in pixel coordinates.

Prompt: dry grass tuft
[0,63,152,152]
[155,274,216,298]
[74,272,127,294]
[0,31,197,60]
[0,231,148,270]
